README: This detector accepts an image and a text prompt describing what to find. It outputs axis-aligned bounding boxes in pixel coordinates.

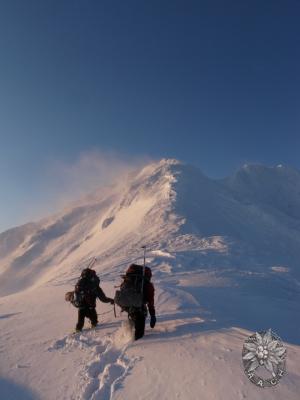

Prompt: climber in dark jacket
[74,268,114,332]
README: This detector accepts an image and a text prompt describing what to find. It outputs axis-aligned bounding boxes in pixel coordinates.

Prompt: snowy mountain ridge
[1,158,300,297]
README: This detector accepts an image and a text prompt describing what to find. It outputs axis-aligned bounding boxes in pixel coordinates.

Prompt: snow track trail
[75,322,140,400]
[49,322,139,400]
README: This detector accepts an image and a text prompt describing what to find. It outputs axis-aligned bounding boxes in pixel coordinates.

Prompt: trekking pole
[142,246,146,267]
[140,246,146,304]
[142,245,146,277]
[113,302,117,318]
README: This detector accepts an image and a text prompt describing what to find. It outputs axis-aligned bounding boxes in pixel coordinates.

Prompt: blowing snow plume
[0,149,151,237]
[44,149,151,208]
[0,150,153,295]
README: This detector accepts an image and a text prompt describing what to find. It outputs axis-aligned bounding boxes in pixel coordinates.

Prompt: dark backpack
[114,264,152,309]
[73,270,100,308]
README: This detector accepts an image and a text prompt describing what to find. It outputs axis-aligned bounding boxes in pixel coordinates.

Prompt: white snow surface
[1,158,300,399]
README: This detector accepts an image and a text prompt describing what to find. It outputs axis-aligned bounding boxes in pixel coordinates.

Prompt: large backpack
[73,269,100,308]
[114,264,152,309]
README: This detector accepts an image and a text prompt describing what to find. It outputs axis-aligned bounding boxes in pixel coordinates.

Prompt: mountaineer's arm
[97,286,114,304]
[145,282,155,316]
[145,282,156,328]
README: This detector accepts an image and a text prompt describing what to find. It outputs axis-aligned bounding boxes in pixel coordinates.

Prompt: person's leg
[134,314,146,340]
[128,312,135,331]
[87,308,98,328]
[76,308,86,331]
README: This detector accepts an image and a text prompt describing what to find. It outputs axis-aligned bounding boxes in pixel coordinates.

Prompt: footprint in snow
[76,323,138,400]
[91,362,126,400]
[48,330,105,352]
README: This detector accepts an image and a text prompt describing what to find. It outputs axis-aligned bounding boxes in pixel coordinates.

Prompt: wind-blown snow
[0,158,300,399]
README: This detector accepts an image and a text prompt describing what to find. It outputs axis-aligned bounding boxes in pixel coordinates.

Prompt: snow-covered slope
[2,159,300,295]
[0,159,300,400]
[0,160,184,295]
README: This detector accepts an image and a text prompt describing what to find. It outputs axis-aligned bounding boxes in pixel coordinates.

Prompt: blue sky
[0,0,299,232]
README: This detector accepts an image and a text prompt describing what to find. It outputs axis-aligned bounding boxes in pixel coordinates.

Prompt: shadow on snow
[0,378,40,400]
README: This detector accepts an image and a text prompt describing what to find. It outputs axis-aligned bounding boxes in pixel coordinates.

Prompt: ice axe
[87,257,97,269]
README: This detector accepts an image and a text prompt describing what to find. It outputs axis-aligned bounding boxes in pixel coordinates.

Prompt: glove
[109,299,114,305]
[150,315,156,328]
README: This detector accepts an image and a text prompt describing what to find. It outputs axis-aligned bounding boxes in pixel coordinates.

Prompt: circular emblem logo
[242,329,287,388]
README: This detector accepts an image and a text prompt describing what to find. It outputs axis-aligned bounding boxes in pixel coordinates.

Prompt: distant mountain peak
[239,162,299,175]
